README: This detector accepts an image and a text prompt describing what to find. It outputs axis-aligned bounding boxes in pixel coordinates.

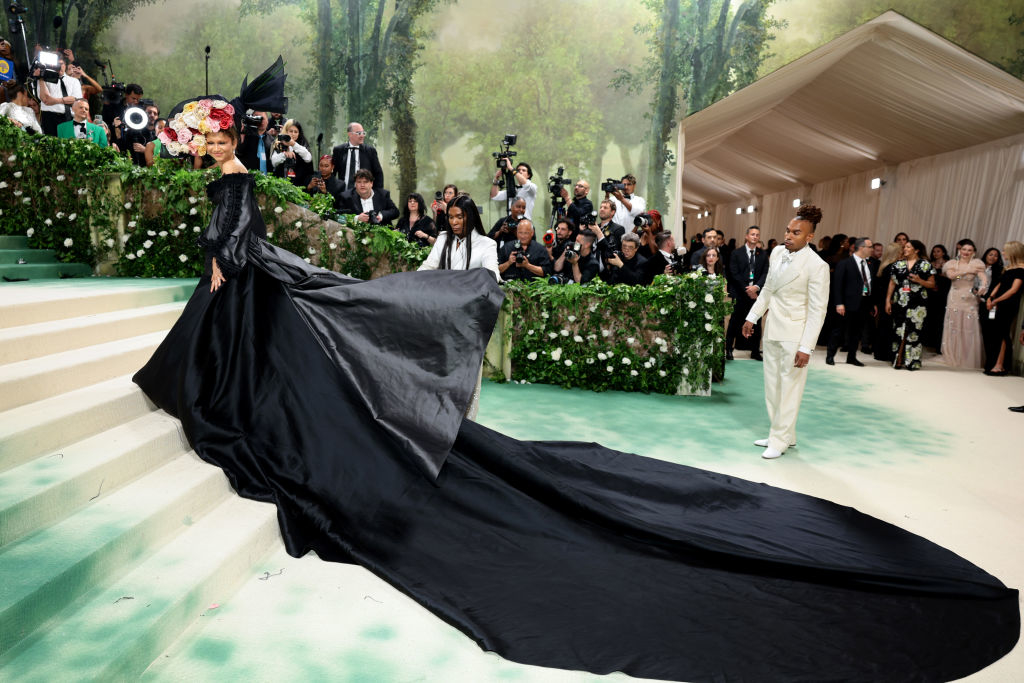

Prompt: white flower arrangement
[295,221,302,228]
[527,351,537,361]
[0,181,7,188]
[548,332,558,339]
[171,230,179,237]
[550,348,563,361]
[630,369,638,376]
[308,247,316,254]
[705,323,712,331]
[188,196,197,204]
[63,238,73,247]
[189,208,198,215]
[626,337,635,344]
[564,359,573,367]
[124,201,131,209]
[329,243,337,250]
[567,315,576,322]
[606,366,614,372]
[705,293,714,303]
[660,307,668,314]
[147,230,156,236]
[7,154,16,161]
[136,249,145,257]
[560,329,569,337]
[142,240,153,249]
[12,190,22,196]
[68,213,77,221]
[42,186,51,193]
[126,253,136,260]
[573,335,583,343]
[688,301,697,309]
[622,357,631,365]
[597,352,607,361]
[178,254,188,263]
[21,197,29,204]
[26,228,34,237]
[193,227,201,233]
[56,174,65,181]
[13,171,22,178]
[274,206,284,214]
[659,370,667,377]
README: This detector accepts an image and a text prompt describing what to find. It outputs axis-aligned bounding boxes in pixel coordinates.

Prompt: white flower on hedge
[587,334,596,340]
[360,238,369,245]
[21,197,29,204]
[329,243,337,250]
[63,238,73,247]
[42,186,51,193]
[573,335,583,343]
[179,254,188,263]
[586,358,594,364]
[26,228,34,237]
[527,329,535,335]
[548,332,558,339]
[68,213,77,221]
[336,230,343,237]
[126,253,136,260]
[188,196,197,204]
[308,247,316,254]
[607,350,614,357]
[189,208,198,215]
[105,238,114,247]
[644,360,653,368]
[683,368,690,376]
[123,201,131,209]
[564,359,573,367]
[705,293,714,303]
[121,234,130,243]
[7,154,16,161]
[147,230,156,236]
[77,188,86,195]
[177,223,186,230]
[705,323,713,331]
[601,329,610,337]
[597,352,607,361]
[143,240,153,249]
[688,301,697,309]
[683,321,689,327]
[56,174,65,181]
[0,181,7,188]
[627,337,635,344]
[550,348,563,361]
[527,351,537,361]
[304,257,311,263]
[128,221,137,228]
[567,315,576,322]
[193,227,201,233]
[171,230,179,237]
[660,307,668,315]
[13,171,22,178]
[541,311,549,319]
[588,304,597,312]
[12,190,21,196]
[705,312,712,320]
[274,206,284,214]
[158,231,169,238]
[622,357,631,365]
[295,221,302,228]
[560,329,569,337]
[630,369,638,376]
[659,370,667,377]
[607,366,614,372]
[136,249,145,257]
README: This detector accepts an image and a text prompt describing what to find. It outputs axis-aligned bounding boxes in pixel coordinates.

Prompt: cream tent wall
[677,11,1024,252]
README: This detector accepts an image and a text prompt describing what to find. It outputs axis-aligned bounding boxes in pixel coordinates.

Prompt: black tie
[76,122,87,138]
[59,78,71,120]
[860,259,871,296]
[347,145,359,187]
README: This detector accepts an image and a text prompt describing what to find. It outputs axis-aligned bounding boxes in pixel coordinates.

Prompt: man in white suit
[742,205,830,460]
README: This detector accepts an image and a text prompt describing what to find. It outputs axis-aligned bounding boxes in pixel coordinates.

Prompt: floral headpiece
[159,99,236,157]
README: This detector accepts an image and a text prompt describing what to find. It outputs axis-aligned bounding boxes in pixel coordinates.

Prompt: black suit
[237,132,274,173]
[726,246,769,354]
[499,240,551,281]
[639,251,671,286]
[331,143,384,190]
[592,222,625,270]
[827,256,874,362]
[566,198,594,227]
[335,188,400,226]
[602,253,647,285]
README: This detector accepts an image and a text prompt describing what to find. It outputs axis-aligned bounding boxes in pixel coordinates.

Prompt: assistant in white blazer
[418,194,500,281]
[742,205,830,460]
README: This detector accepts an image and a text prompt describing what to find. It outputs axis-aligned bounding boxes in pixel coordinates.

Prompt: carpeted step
[0,411,188,548]
[0,376,155,474]
[0,496,279,682]
[0,236,29,249]
[0,249,58,265]
[0,280,195,329]
[0,452,231,658]
[0,301,186,364]
[0,262,93,280]
[0,331,167,413]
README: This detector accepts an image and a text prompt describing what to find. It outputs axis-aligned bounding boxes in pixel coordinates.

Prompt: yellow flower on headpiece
[183,102,198,113]
[197,118,212,134]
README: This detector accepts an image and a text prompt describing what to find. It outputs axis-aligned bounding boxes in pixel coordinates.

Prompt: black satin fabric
[133,176,1019,682]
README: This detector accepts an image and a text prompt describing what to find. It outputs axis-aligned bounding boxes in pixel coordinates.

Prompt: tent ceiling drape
[679,11,1024,210]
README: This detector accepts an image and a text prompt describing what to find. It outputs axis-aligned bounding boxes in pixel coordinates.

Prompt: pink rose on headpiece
[158,128,177,144]
[208,107,233,131]
[176,127,193,144]
[198,99,213,109]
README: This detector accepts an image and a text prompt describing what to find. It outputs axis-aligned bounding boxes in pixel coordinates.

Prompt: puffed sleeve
[199,174,261,278]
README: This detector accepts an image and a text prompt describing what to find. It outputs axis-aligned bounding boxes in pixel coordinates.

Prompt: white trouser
[762,339,809,453]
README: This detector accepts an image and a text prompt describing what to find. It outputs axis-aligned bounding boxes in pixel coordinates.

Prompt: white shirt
[419,231,500,281]
[0,102,42,132]
[492,180,538,220]
[38,75,82,114]
[611,193,645,230]
[270,142,312,168]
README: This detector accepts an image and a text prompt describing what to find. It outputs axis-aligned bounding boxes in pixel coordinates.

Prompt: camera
[669,248,688,275]
[601,178,626,193]
[502,215,519,232]
[564,242,581,261]
[434,190,443,202]
[492,133,518,168]
[543,229,556,246]
[548,166,571,199]
[242,110,263,134]
[277,134,292,144]
[32,48,61,83]
[548,274,570,285]
[580,210,597,227]
[513,239,525,265]
[634,213,653,229]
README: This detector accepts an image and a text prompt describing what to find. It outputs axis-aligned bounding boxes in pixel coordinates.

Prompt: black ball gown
[134,173,1019,682]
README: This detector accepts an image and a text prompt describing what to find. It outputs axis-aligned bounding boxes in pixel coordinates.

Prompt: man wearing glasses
[331,122,384,191]
[607,174,646,231]
[560,179,594,228]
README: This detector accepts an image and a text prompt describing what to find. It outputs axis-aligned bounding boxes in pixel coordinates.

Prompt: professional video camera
[492,133,517,168]
[241,109,263,135]
[548,166,571,201]
[31,48,60,84]
[601,178,626,193]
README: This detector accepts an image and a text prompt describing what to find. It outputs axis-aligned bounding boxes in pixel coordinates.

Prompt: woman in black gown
[134,102,1019,682]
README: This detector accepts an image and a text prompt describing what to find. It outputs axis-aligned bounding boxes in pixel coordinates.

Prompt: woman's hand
[986,297,996,310]
[211,258,226,292]
[885,300,892,315]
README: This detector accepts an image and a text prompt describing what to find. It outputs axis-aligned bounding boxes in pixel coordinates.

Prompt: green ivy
[502,273,731,394]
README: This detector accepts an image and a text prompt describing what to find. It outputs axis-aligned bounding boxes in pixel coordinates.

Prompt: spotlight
[870,177,882,190]
[792,198,800,208]
[746,205,755,214]
[735,208,742,215]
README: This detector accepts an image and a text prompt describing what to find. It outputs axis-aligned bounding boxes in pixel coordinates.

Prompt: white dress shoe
[761,447,783,459]
[754,438,795,448]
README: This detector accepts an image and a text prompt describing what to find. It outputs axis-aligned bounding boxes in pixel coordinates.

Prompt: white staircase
[0,280,281,680]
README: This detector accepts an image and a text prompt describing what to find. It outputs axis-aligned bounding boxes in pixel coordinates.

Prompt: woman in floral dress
[885,239,936,370]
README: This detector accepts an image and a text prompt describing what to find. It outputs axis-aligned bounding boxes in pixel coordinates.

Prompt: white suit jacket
[418,231,500,281]
[746,245,830,350]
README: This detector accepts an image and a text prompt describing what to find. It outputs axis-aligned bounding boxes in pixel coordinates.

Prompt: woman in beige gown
[941,239,988,368]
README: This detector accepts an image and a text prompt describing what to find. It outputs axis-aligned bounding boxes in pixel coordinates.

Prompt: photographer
[36,54,81,135]
[561,180,593,228]
[633,209,664,257]
[237,110,274,173]
[490,159,537,220]
[602,233,648,286]
[552,230,600,285]
[544,217,575,265]
[431,184,458,233]
[488,197,527,252]
[591,199,625,270]
[111,83,143,144]
[335,168,399,226]
[306,155,343,202]
[605,174,646,229]
[271,119,314,187]
[498,219,550,281]
[640,232,684,285]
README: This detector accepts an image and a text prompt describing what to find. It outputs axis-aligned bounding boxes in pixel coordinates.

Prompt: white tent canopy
[677,11,1024,251]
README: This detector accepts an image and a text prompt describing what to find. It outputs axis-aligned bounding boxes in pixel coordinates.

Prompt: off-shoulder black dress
[134,173,1019,682]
